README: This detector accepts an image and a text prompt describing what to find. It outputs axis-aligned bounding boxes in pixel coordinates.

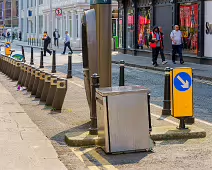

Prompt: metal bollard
[24,65,32,88]
[67,52,72,78]
[119,60,125,86]
[27,67,37,92]
[31,70,41,95]
[21,46,25,62]
[30,47,34,65]
[12,61,22,81]
[51,50,56,73]
[28,38,29,45]
[52,78,68,110]
[162,67,171,115]
[46,75,58,106]
[20,63,29,87]
[40,49,44,68]
[35,71,46,98]
[17,63,25,85]
[89,73,100,135]
[40,73,52,102]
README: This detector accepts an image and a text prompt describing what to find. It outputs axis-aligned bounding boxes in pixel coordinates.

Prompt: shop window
[137,7,151,50]
[180,4,198,55]
[118,9,124,48]
[126,9,135,49]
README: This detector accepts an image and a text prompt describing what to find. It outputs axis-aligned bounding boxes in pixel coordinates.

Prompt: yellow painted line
[88,150,118,170]
[71,148,101,170]
[88,166,100,170]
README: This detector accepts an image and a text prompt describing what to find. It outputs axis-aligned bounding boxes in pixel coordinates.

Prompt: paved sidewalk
[0,81,67,170]
[0,39,82,51]
[112,53,212,81]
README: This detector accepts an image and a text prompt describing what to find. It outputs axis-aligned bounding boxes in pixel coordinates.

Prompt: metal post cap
[164,67,170,72]
[91,73,100,78]
[120,60,125,65]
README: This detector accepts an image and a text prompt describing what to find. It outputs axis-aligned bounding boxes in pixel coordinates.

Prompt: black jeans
[160,48,166,62]
[172,45,183,62]
[152,47,160,65]
[44,44,51,56]
[54,38,59,47]
[63,42,73,54]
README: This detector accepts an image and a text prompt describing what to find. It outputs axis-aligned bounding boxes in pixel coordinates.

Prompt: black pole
[28,38,29,45]
[30,47,34,65]
[148,93,152,132]
[162,67,171,115]
[178,118,187,129]
[37,38,38,46]
[40,49,44,68]
[51,50,56,73]
[30,38,31,45]
[113,38,116,51]
[89,73,100,135]
[119,60,125,86]
[21,46,26,62]
[67,52,72,78]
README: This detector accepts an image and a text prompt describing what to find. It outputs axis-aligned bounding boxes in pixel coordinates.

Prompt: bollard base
[185,117,195,124]
[67,74,72,79]
[89,128,98,135]
[162,109,171,115]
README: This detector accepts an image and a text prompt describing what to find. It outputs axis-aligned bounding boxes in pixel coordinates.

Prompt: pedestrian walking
[42,31,52,56]
[6,32,10,42]
[149,26,161,67]
[158,26,167,65]
[170,25,184,64]
[62,31,73,55]
[19,31,22,41]
[53,29,60,47]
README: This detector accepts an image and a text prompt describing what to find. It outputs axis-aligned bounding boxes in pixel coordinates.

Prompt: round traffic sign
[174,72,192,92]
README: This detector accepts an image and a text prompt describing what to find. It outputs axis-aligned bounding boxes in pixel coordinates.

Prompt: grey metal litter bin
[96,86,152,153]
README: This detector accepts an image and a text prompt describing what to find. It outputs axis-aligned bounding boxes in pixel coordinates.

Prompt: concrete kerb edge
[111,61,212,81]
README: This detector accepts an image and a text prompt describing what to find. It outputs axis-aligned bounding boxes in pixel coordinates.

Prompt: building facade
[118,0,212,64]
[0,0,19,36]
[19,0,118,48]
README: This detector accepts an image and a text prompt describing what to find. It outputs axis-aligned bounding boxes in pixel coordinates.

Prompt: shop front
[118,0,209,64]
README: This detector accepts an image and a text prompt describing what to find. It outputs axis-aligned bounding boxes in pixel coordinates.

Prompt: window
[39,0,43,5]
[39,15,43,34]
[180,4,198,55]
[76,15,78,38]
[126,9,135,49]
[69,15,72,38]
[137,7,151,49]
[118,9,124,48]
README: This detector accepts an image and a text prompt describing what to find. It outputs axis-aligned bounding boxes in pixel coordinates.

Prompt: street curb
[65,131,98,147]
[151,125,206,141]
[112,61,212,82]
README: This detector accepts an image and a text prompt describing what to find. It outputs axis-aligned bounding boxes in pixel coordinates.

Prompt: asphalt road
[52,62,212,123]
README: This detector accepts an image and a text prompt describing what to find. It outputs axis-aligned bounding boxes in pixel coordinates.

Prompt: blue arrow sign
[174,72,192,92]
[5,44,10,48]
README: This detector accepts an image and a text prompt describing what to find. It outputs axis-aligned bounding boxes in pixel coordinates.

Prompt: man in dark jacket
[42,31,52,56]
[53,29,60,47]
[158,27,167,65]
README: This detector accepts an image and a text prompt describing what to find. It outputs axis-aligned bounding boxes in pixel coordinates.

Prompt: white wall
[204,1,212,57]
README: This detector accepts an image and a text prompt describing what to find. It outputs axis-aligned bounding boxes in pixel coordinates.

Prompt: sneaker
[154,63,158,67]
[162,61,168,65]
[180,61,184,64]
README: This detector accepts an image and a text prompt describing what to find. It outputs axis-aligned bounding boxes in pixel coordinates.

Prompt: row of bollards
[0,55,68,111]
[28,38,44,47]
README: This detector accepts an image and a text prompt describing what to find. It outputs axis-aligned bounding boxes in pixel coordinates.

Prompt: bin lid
[96,86,150,97]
